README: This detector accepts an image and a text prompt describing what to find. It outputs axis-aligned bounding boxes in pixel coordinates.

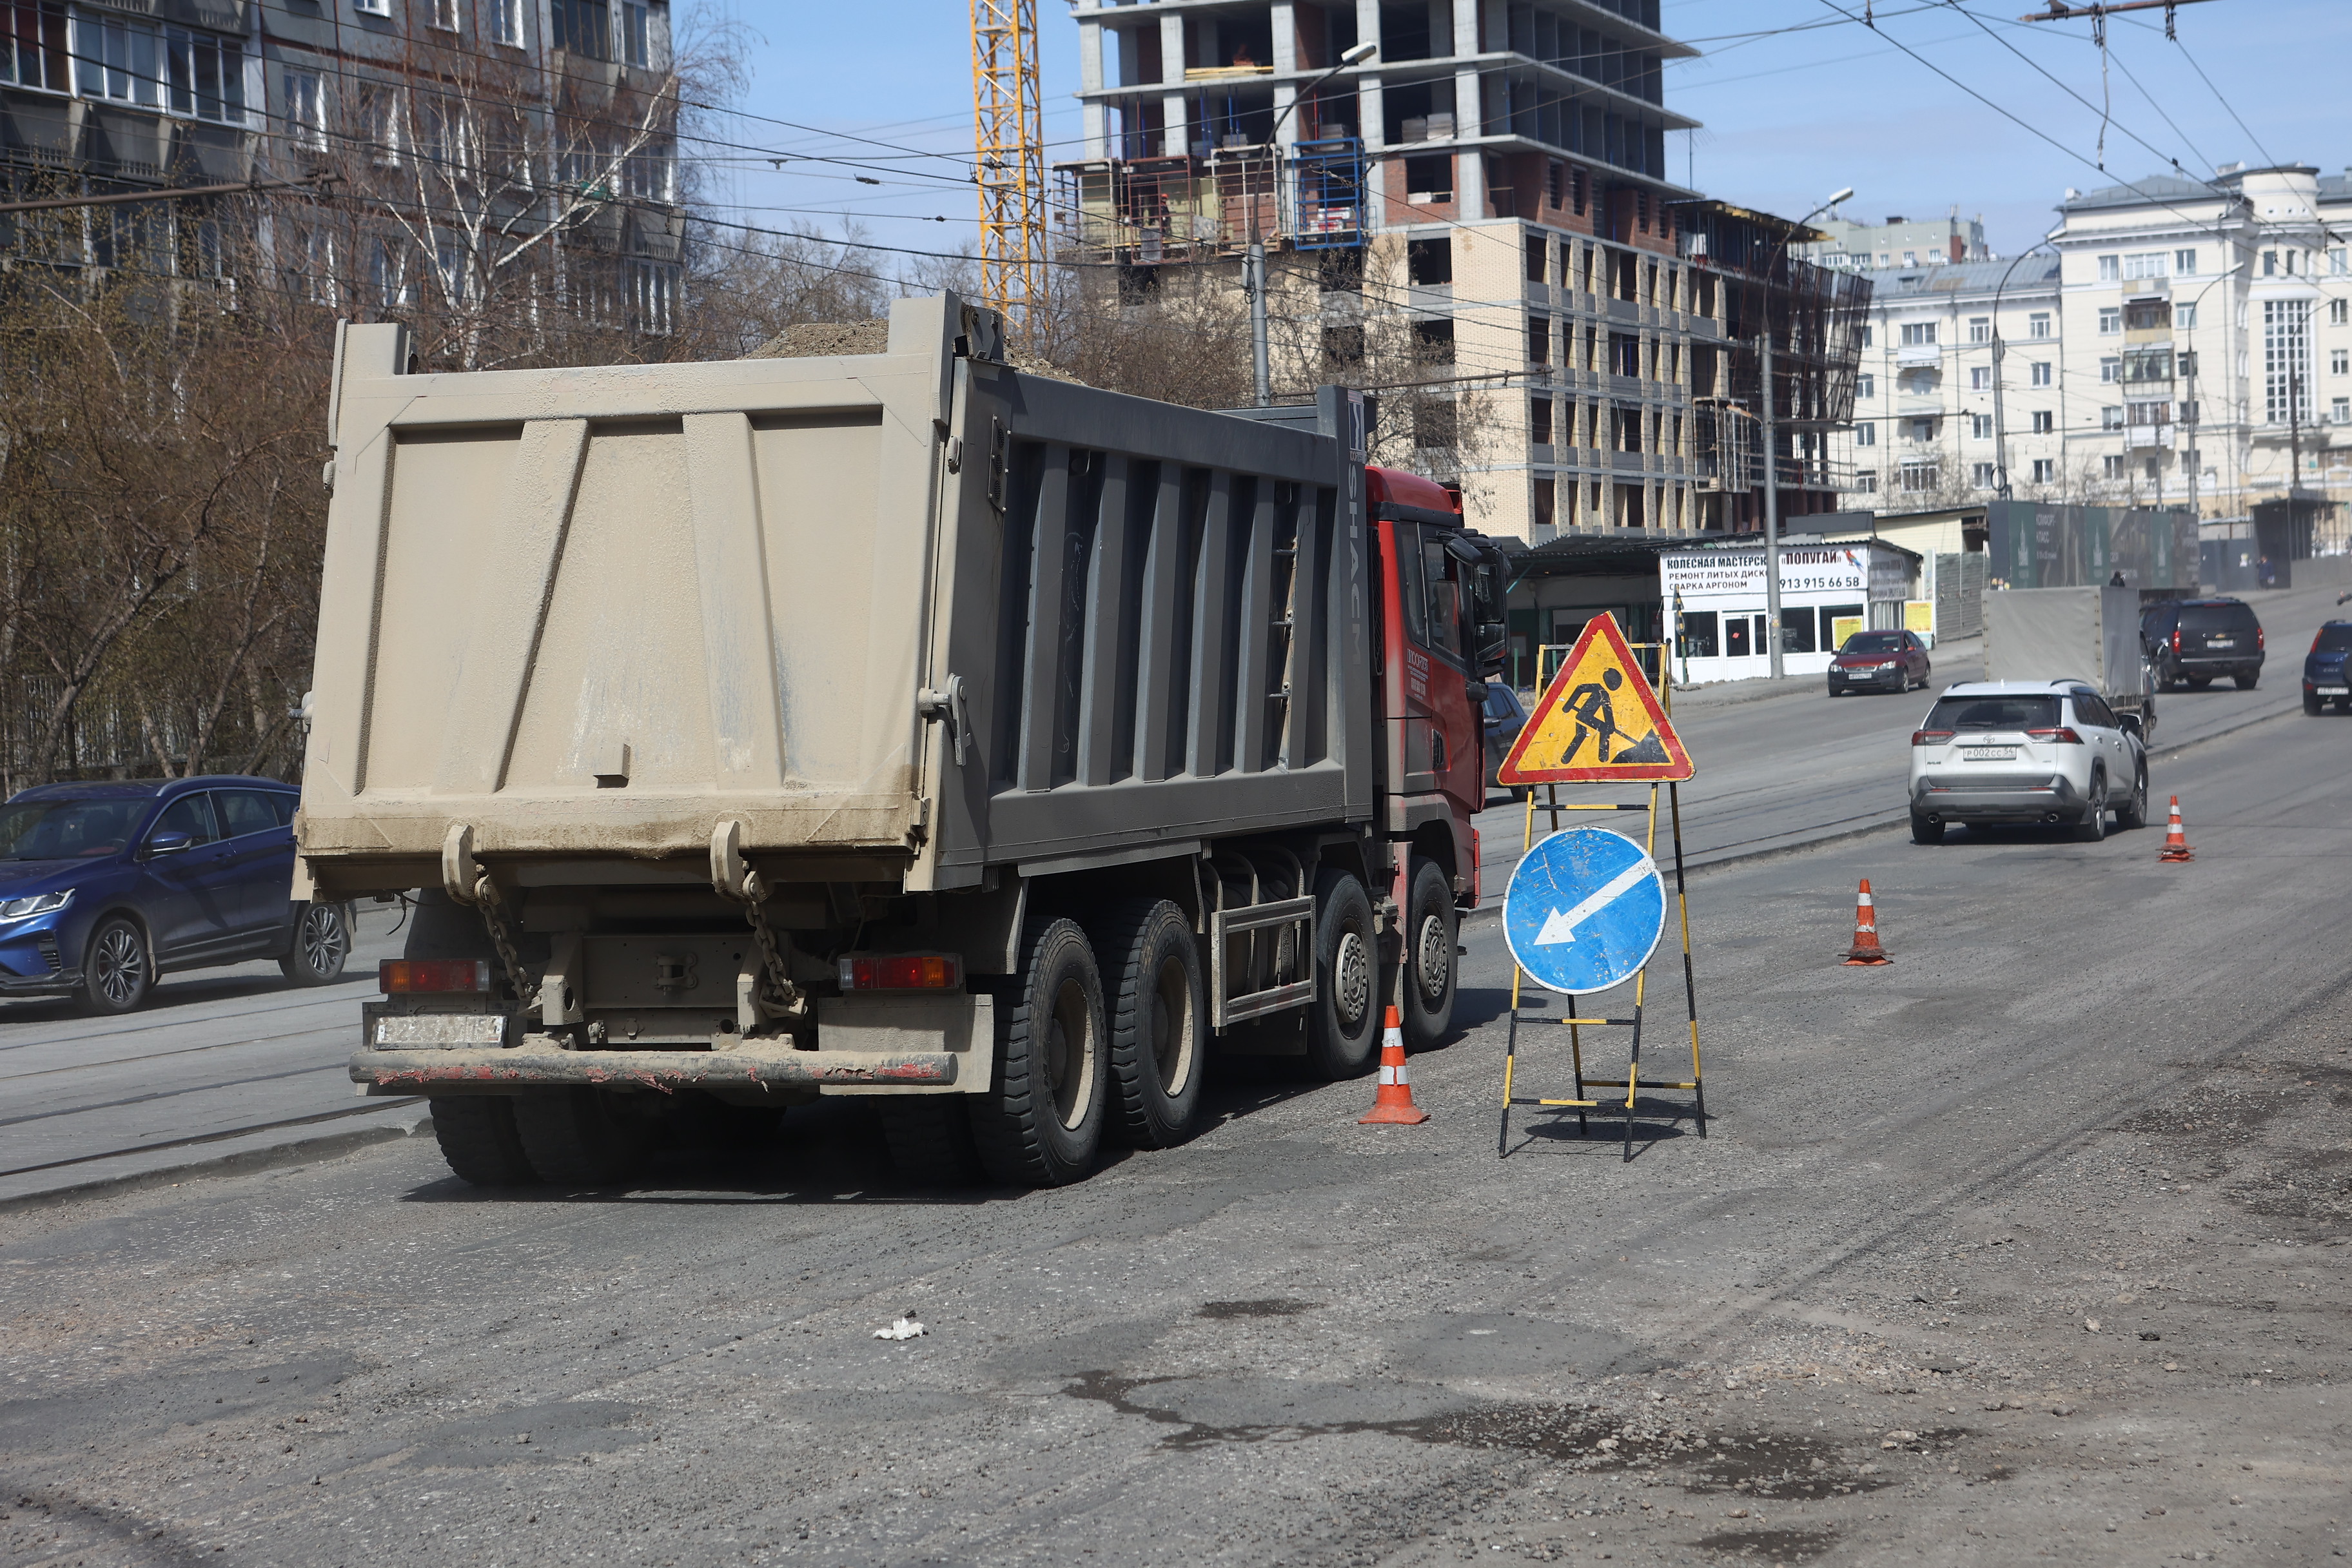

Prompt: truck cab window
[1421,536,1467,666]
[1391,523,1429,649]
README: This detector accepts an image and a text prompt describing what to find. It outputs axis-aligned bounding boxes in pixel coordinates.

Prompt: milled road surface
[4,619,2349,1565]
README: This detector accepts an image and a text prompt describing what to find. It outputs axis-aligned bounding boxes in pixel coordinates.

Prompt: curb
[0,1113,435,1220]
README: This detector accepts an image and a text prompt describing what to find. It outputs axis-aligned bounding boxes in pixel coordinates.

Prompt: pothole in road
[1691,1525,1838,1562]
[1196,1299,1317,1320]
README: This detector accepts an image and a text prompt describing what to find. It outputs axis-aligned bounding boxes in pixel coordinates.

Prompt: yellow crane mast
[970,0,1046,345]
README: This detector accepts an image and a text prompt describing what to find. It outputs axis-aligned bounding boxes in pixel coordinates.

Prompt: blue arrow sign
[1503,825,1667,995]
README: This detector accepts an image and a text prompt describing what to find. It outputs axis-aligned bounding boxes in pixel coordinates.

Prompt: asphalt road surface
[4,593,2349,1565]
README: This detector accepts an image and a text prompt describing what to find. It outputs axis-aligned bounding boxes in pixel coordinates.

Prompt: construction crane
[970,0,1046,347]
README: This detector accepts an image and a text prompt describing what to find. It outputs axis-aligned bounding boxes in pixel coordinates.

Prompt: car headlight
[1879,660,1903,670]
[0,890,71,921]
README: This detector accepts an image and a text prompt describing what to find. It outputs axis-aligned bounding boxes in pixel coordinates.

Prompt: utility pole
[1249,42,1376,406]
[1761,331,1784,677]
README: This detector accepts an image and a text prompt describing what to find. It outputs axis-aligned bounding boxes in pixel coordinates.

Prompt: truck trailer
[311,294,1505,1187]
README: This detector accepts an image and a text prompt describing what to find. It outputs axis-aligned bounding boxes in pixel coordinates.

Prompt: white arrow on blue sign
[1502,825,1667,995]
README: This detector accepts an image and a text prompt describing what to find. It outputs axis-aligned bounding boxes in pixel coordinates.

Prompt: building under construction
[1057,0,1870,543]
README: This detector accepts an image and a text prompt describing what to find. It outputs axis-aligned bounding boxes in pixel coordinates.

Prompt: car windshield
[2179,604,2257,633]
[1841,632,1906,653]
[2315,626,2352,652]
[0,798,148,859]
[1923,695,2061,732]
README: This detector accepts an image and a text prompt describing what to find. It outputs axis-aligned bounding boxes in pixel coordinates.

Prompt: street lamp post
[1759,187,1853,678]
[1249,41,1377,407]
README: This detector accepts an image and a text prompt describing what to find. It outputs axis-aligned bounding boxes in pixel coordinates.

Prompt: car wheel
[278,901,353,984]
[2308,694,2326,715]
[2074,772,2108,843]
[81,916,152,1014]
[2336,696,2351,714]
[2114,763,2150,830]
[2235,672,2259,691]
[1910,814,1945,845]
[2187,676,2212,689]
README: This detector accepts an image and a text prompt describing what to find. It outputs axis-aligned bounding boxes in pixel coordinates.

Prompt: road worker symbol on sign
[1498,612,1694,784]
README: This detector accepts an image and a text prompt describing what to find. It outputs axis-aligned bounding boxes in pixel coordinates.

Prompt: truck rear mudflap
[351,1039,963,1094]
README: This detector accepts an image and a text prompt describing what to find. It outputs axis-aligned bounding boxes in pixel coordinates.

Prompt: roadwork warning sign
[1498,612,1694,783]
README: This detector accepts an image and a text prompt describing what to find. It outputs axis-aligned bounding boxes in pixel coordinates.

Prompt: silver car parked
[1908,680,2150,845]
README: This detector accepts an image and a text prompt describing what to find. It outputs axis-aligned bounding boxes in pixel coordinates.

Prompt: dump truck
[1983,585,2157,741]
[308,293,1507,1188]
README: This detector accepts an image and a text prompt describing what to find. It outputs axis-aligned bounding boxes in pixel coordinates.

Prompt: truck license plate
[2208,638,2235,647]
[1962,747,2018,761]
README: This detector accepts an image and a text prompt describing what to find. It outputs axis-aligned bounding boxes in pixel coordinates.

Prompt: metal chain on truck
[726,869,805,1017]
[471,874,541,1010]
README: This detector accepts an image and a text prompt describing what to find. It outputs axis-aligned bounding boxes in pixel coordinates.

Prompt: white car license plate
[2320,686,2349,696]
[2209,638,2235,647]
[1961,747,2018,761]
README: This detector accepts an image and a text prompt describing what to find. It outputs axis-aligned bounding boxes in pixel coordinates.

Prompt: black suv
[2142,598,2264,691]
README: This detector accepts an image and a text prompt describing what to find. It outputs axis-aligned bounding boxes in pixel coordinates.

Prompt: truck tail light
[380,959,491,994]
[2024,727,2083,745]
[1910,729,1954,745]
[839,954,963,991]
[2171,628,2181,651]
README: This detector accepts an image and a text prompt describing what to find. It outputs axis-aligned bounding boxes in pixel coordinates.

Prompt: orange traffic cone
[2158,795,2195,863]
[1358,1006,1429,1125]
[1842,879,1892,966]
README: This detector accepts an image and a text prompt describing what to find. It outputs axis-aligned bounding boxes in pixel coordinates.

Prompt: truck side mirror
[1477,618,1507,671]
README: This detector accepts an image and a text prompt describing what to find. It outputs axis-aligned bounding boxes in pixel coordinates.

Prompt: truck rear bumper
[351,1043,963,1093]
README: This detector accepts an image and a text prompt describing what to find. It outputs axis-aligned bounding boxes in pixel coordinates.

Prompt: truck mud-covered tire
[1091,899,1205,1148]
[877,1097,983,1186]
[1400,858,1458,1052]
[512,1088,649,1186]
[966,917,1108,1186]
[1303,871,1380,1079]
[427,1097,538,1186]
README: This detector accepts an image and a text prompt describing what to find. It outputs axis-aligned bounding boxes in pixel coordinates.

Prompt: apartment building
[2053,163,2352,520]
[1830,257,2066,507]
[1060,0,1866,544]
[0,1,680,333]
[1798,209,1988,274]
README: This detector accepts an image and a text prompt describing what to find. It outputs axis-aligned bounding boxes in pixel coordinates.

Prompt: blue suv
[0,776,351,1014]
[2304,621,2352,714]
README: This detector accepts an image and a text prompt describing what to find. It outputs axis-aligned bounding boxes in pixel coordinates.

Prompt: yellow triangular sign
[1500,612,1694,783]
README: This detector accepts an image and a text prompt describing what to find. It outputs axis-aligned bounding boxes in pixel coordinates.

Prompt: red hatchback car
[1827,629,1933,696]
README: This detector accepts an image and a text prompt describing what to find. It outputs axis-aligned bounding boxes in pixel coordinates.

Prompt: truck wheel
[1304,871,1380,1079]
[966,918,1108,1186]
[1400,858,1457,1052]
[279,901,352,984]
[512,1088,649,1186]
[427,1097,538,1186]
[1092,899,1204,1148]
[877,1097,983,1186]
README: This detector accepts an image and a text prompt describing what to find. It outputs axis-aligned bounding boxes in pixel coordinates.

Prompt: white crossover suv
[1907,680,2149,845]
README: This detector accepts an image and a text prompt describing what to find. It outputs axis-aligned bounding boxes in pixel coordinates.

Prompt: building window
[1970,367,1991,391]
[1529,395,1553,445]
[355,0,389,14]
[283,69,325,150]
[2335,299,2351,326]
[431,0,460,29]
[1854,421,1876,447]
[1407,237,1451,285]
[2031,362,2052,387]
[2101,406,2124,431]
[1899,462,1939,493]
[2335,349,2349,376]
[620,1,652,66]
[2098,307,2121,335]
[2177,302,2197,330]
[371,238,412,307]
[1908,417,1937,443]
[622,143,672,201]
[2175,248,2198,275]
[1860,325,1873,348]
[3,2,68,93]
[2331,248,2350,276]
[553,0,611,59]
[1971,413,1993,438]
[1972,462,1996,489]
[2103,455,2126,479]
[490,0,525,44]
[2032,459,2055,484]
[2335,397,2351,426]
[629,260,676,333]
[2127,399,2170,427]
[2264,298,2313,424]
[2031,410,2054,434]
[1854,471,1877,493]
[1968,316,1990,344]
[2263,250,2278,277]
[2100,357,2121,384]
[2122,251,2168,279]
[1899,322,1937,346]
[2028,312,2051,339]
[1856,373,1874,398]
[75,13,164,105]
[2097,254,2120,281]
[1526,316,1549,365]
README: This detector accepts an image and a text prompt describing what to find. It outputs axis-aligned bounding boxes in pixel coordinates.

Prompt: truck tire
[1400,857,1457,1052]
[966,917,1108,1186]
[427,1097,538,1186]
[512,1088,649,1186]
[1091,899,1204,1148]
[1303,871,1380,1079]
[877,1097,983,1186]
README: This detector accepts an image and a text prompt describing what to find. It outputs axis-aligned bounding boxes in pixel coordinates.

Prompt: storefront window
[1676,610,1718,659]
[1818,603,1865,649]
[1779,609,1816,654]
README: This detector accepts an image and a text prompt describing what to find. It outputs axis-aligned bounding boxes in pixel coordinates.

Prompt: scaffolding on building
[1057,139,1366,266]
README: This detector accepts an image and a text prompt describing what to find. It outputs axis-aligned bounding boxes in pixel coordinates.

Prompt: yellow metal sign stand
[1497,638,1708,1162]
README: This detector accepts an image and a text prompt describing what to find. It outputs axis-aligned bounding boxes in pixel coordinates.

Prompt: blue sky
[698,0,2350,266]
